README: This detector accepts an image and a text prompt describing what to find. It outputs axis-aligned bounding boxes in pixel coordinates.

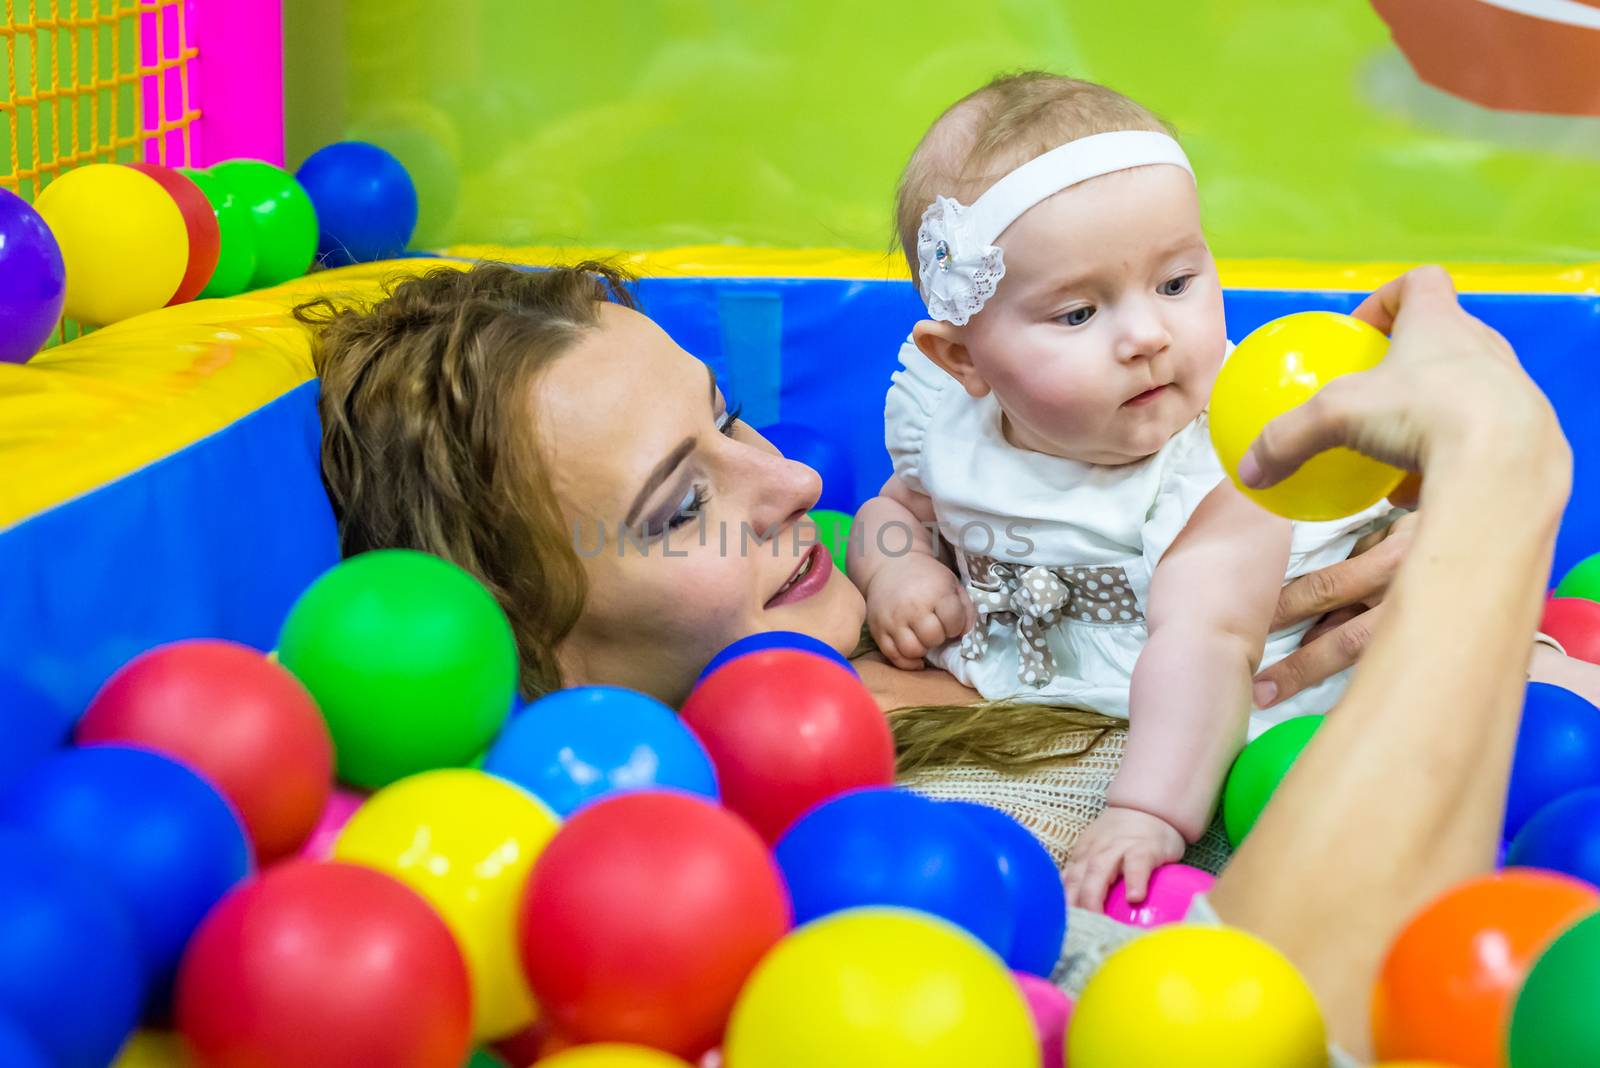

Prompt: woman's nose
[742,441,823,543]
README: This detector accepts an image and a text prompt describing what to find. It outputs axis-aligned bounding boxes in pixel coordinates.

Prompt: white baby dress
[884,338,1391,738]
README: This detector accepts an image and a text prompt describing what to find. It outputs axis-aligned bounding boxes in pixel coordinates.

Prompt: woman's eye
[1159,275,1194,297]
[667,486,708,530]
[1058,306,1095,327]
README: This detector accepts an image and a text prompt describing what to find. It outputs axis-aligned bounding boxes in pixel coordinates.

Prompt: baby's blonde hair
[895,71,1173,279]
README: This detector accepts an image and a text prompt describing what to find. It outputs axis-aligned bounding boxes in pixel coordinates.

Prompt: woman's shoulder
[854,651,981,711]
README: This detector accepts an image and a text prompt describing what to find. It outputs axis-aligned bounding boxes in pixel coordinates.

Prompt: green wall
[285,1,1600,261]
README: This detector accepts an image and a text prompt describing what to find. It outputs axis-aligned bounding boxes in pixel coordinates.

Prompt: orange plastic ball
[1372,869,1599,1067]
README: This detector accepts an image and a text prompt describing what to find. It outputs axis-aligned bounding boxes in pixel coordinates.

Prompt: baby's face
[961,165,1228,465]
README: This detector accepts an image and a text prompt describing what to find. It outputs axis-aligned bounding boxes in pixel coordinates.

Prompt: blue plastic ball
[758,423,855,513]
[295,141,419,266]
[484,685,719,816]
[774,786,1013,958]
[0,746,251,999]
[0,1015,49,1068]
[1507,786,1600,888]
[1504,683,1600,842]
[0,672,72,789]
[698,630,857,684]
[942,799,1067,975]
[0,828,146,1068]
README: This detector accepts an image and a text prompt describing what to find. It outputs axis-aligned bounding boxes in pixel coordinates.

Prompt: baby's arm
[850,476,974,671]
[1069,481,1291,909]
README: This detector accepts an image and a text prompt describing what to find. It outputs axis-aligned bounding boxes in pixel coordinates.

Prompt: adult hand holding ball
[1210,311,1406,520]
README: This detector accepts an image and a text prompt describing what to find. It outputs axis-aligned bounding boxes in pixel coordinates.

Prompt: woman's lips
[765,543,831,608]
[1123,384,1170,407]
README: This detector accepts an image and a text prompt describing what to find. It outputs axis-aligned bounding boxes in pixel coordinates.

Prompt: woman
[302,262,1576,1061]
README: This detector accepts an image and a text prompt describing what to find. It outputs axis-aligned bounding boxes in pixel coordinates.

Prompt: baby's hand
[865,554,975,671]
[1066,805,1186,913]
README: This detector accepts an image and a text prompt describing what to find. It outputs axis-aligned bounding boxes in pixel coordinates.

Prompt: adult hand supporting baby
[1253,513,1416,708]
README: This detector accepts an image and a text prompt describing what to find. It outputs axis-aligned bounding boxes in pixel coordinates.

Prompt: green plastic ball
[1555,553,1600,603]
[1508,910,1600,1068]
[208,159,319,289]
[810,508,853,576]
[179,167,259,299]
[1223,714,1324,846]
[277,549,518,789]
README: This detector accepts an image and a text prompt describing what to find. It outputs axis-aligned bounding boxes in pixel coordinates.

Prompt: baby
[851,72,1391,908]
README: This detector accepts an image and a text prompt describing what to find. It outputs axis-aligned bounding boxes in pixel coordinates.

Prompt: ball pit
[334,768,559,1040]
[277,549,518,789]
[680,649,894,842]
[941,799,1068,975]
[176,861,472,1068]
[775,787,1013,959]
[1372,869,1599,1066]
[1103,863,1216,929]
[484,685,719,816]
[0,746,250,999]
[75,638,334,864]
[724,908,1038,1068]
[1506,786,1600,887]
[519,791,791,1057]
[1223,714,1324,845]
[0,828,146,1068]
[1069,924,1327,1068]
[1503,682,1600,843]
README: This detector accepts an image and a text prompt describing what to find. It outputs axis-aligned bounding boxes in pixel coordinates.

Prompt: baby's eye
[1058,306,1095,327]
[1158,275,1194,297]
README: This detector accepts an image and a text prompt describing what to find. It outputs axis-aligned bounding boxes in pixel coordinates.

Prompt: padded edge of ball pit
[1,248,1598,721]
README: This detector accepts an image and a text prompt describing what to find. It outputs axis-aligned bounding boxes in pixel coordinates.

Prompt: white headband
[916,130,1195,325]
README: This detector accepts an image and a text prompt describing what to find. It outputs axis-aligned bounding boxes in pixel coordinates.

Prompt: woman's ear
[912,320,991,398]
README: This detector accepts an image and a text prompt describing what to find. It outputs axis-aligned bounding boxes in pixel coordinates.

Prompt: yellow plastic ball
[333,768,560,1040]
[33,163,188,326]
[724,907,1037,1068]
[1209,311,1405,520]
[111,1031,190,1066]
[1068,924,1326,1068]
[538,1045,694,1068]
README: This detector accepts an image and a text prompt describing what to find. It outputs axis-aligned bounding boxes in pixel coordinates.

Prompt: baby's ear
[912,320,990,398]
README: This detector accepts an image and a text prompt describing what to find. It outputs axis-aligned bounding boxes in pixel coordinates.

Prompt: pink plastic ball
[298,788,365,861]
[1014,971,1072,1068]
[1103,863,1216,928]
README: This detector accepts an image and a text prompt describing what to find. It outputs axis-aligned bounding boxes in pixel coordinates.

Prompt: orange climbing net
[1,0,197,201]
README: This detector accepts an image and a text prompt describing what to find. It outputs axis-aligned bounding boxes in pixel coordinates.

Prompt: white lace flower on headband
[916,196,1006,327]
[912,131,1196,325]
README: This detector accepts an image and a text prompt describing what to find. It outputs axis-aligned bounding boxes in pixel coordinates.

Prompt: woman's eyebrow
[624,364,718,528]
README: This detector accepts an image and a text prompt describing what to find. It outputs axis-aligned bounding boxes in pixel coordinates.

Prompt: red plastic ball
[679,649,894,842]
[518,791,791,1058]
[176,861,472,1068]
[76,639,334,863]
[126,161,221,305]
[1541,597,1600,665]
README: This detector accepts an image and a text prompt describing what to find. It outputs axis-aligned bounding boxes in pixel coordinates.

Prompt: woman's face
[538,302,866,706]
